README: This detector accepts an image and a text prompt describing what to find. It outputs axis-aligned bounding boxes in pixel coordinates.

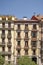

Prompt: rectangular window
[17,24,20,30]
[2,39,5,44]
[8,55,11,60]
[32,41,36,47]
[18,41,20,46]
[25,32,28,38]
[32,31,37,38]
[17,50,20,55]
[18,32,20,37]
[8,30,11,34]
[25,24,28,30]
[2,47,5,51]
[2,17,6,20]
[25,41,28,46]
[8,47,11,52]
[2,30,5,34]
[2,23,5,28]
[33,49,36,55]
[25,50,28,55]
[8,22,11,28]
[33,24,36,29]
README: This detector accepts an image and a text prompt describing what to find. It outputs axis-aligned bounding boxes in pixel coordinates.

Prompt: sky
[0,0,43,19]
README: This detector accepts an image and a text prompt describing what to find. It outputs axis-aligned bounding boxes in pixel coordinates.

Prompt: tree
[0,54,5,65]
[6,63,11,65]
[18,56,38,65]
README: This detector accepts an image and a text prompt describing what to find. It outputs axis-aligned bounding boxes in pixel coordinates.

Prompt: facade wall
[0,16,43,65]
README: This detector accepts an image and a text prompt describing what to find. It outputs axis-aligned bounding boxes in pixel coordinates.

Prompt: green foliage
[18,56,38,65]
[0,54,5,65]
[6,63,11,65]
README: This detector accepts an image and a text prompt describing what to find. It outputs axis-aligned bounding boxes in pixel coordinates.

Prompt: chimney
[23,16,27,20]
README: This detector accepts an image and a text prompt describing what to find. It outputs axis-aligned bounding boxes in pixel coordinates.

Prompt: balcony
[32,29,37,32]
[24,38,29,40]
[7,34,12,39]
[0,27,14,30]
[24,46,29,50]
[7,42,12,47]
[41,30,43,33]
[25,49,28,55]
[41,56,43,61]
[8,26,14,30]
[24,37,29,40]
[17,53,20,57]
[32,53,36,56]
[16,24,21,31]
[41,56,43,59]
[41,48,43,50]
[0,27,5,30]
[16,28,21,32]
[41,40,43,42]
[24,28,29,32]
[31,38,37,41]
[2,25,5,29]
[32,44,36,47]
[8,59,11,63]
[0,51,11,55]
[41,44,43,49]
[16,36,21,40]
[41,59,43,63]
[0,42,5,47]
[41,56,43,58]
[31,41,37,49]
[1,34,5,39]
[16,45,21,50]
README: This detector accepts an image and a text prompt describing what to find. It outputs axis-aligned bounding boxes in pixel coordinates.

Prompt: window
[7,30,11,39]
[18,41,20,46]
[8,61,10,64]
[25,50,28,55]
[2,23,5,27]
[18,24,20,29]
[8,22,11,28]
[2,17,6,20]
[2,39,5,44]
[2,55,5,58]
[2,30,5,34]
[25,24,28,30]
[33,49,36,55]
[32,57,37,63]
[25,41,28,46]
[8,17,11,20]
[1,30,5,39]
[18,32,20,37]
[8,55,11,60]
[8,47,11,52]
[25,32,28,38]
[41,59,43,63]
[8,39,11,43]
[8,30,11,34]
[32,31,37,37]
[2,47,5,51]
[33,24,36,29]
[17,50,20,55]
[32,41,36,47]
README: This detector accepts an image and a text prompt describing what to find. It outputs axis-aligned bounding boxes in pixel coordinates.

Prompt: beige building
[0,15,43,65]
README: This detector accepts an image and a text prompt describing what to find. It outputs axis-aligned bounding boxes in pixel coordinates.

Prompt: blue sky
[0,0,43,18]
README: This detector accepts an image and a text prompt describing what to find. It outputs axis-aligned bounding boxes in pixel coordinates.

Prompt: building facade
[0,15,43,65]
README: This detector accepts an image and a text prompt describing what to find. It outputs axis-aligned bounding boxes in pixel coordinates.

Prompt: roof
[0,15,18,21]
[31,15,43,20]
[14,19,39,23]
[0,15,42,23]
